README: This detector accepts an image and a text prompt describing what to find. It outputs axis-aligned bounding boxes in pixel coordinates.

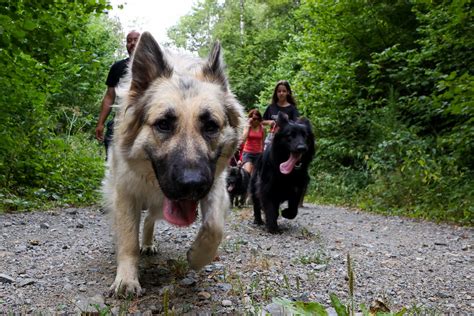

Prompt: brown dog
[102,32,245,296]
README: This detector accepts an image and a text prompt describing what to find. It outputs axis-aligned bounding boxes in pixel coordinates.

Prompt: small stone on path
[222,299,232,307]
[0,273,15,284]
[198,291,211,300]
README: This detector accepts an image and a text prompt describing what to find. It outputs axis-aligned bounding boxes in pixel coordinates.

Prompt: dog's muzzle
[172,168,212,200]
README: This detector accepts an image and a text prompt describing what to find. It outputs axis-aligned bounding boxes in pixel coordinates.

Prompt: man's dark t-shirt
[105,57,130,87]
[263,103,299,122]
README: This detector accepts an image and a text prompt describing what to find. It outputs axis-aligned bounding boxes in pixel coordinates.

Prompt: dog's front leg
[110,197,142,296]
[263,199,280,234]
[141,206,161,255]
[187,184,227,270]
[281,196,299,219]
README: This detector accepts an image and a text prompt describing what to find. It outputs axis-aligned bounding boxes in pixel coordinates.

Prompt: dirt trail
[0,204,472,314]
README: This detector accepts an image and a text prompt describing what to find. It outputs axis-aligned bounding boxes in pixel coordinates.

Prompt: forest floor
[0,203,472,315]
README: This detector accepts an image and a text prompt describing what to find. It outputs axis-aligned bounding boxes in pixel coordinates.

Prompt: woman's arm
[242,125,250,141]
[262,120,274,126]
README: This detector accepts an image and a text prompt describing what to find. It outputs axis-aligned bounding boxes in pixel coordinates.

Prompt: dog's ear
[298,117,313,131]
[202,41,228,90]
[202,42,244,130]
[276,111,289,128]
[130,31,173,93]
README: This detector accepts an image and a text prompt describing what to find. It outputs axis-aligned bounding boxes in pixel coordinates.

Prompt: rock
[179,277,196,286]
[40,223,50,229]
[29,239,40,246]
[0,251,13,258]
[74,294,106,313]
[312,264,327,271]
[67,209,78,215]
[198,291,211,300]
[436,292,450,298]
[263,302,291,316]
[63,283,73,291]
[0,273,15,284]
[14,245,27,253]
[217,283,232,291]
[221,299,232,307]
[19,279,35,287]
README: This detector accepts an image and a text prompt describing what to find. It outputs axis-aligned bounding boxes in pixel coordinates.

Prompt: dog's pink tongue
[163,198,198,227]
[279,153,302,174]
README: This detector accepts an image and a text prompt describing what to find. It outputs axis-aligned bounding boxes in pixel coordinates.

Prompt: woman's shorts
[242,152,261,165]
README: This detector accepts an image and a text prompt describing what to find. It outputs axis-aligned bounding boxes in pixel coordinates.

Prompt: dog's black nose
[176,168,211,199]
[296,144,307,153]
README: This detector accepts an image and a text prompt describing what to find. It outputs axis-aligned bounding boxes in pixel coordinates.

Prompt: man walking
[95,30,140,159]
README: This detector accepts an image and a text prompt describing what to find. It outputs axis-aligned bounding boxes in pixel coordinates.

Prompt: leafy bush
[0,0,120,212]
[284,1,473,224]
[1,134,104,212]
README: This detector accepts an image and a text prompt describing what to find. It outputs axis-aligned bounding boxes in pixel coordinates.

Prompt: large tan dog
[102,32,245,296]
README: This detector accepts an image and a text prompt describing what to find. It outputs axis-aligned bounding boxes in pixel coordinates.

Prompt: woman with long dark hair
[262,80,299,148]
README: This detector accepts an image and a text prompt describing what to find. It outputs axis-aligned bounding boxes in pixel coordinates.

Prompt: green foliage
[168,0,473,224]
[0,0,121,211]
[49,15,123,135]
[296,250,328,265]
[358,1,474,224]
[168,0,300,108]
[273,297,328,315]
[282,0,472,224]
[0,134,104,212]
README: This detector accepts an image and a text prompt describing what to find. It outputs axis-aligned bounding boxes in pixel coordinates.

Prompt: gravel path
[1,204,472,315]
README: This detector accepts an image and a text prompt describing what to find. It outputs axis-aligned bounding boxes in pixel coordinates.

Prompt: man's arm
[95,86,116,142]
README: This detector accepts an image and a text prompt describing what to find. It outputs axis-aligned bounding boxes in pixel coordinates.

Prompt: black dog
[227,166,250,207]
[250,112,315,233]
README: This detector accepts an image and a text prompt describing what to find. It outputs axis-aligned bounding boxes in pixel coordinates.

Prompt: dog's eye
[154,119,173,132]
[203,120,219,134]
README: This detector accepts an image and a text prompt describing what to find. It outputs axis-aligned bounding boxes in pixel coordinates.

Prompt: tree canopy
[169,0,473,224]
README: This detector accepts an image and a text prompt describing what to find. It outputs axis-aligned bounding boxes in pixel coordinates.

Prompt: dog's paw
[281,208,298,219]
[108,277,143,298]
[253,218,264,225]
[140,244,158,255]
[267,226,280,234]
[187,247,216,271]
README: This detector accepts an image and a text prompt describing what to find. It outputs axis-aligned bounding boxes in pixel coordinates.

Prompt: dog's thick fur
[103,32,245,296]
[226,166,250,207]
[250,112,315,233]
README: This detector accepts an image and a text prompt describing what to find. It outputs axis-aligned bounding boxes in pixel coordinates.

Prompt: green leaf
[273,297,328,316]
[330,293,349,316]
[23,19,36,31]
